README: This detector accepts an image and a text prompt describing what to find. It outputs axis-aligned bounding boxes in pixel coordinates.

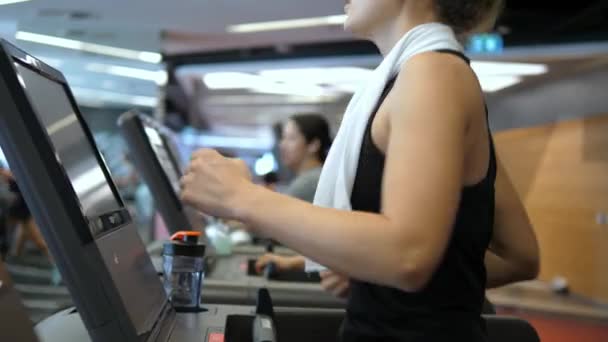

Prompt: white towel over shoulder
[305,23,463,272]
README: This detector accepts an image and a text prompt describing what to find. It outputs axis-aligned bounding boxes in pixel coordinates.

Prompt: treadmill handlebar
[252,315,277,342]
[263,262,278,280]
[253,288,277,342]
[255,288,275,318]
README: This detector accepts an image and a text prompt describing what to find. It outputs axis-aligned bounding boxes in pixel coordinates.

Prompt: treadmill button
[208,332,224,342]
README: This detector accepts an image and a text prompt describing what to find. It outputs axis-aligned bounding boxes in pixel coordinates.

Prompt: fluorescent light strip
[0,0,30,5]
[205,94,338,106]
[85,63,167,85]
[249,83,327,97]
[259,63,545,81]
[203,72,329,97]
[71,87,158,107]
[471,61,547,76]
[227,14,346,33]
[331,76,522,93]
[259,67,372,84]
[478,76,521,92]
[203,72,271,90]
[182,134,273,150]
[203,60,538,96]
[15,31,162,64]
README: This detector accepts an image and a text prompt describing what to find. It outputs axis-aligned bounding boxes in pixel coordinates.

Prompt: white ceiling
[2,0,608,152]
[0,0,349,51]
[0,0,352,109]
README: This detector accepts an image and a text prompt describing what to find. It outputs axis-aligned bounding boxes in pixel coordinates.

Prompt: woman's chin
[343,19,367,38]
[343,22,358,36]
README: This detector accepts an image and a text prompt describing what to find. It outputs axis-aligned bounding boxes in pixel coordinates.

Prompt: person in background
[279,113,332,202]
[255,113,332,274]
[0,167,50,261]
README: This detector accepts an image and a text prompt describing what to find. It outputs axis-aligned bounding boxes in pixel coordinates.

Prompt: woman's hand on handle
[320,270,351,299]
[180,149,253,219]
[255,254,306,274]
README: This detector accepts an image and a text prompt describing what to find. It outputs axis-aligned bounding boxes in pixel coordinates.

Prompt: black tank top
[342,50,496,342]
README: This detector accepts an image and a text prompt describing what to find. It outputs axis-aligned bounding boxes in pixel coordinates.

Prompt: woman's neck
[297,158,322,175]
[369,11,439,56]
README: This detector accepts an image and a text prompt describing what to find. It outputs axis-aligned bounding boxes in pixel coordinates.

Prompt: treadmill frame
[118,110,199,234]
[0,39,174,342]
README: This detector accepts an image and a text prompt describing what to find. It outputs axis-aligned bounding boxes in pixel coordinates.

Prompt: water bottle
[162,231,206,312]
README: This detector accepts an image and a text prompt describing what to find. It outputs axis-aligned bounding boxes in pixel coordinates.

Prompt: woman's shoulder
[387,51,483,123]
[292,167,323,187]
[398,51,478,92]
[284,167,323,203]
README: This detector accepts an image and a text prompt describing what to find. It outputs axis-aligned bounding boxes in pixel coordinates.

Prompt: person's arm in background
[255,254,305,273]
[485,157,540,288]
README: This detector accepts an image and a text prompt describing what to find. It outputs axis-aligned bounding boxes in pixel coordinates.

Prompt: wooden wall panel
[494,114,608,302]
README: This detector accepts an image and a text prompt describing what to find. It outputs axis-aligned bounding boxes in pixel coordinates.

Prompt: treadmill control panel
[207,330,225,342]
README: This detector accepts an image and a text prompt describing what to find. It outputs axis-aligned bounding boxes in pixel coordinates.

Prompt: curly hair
[434,0,505,35]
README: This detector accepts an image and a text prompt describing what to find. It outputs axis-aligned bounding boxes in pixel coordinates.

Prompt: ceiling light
[181,133,273,150]
[478,75,521,92]
[471,61,547,76]
[86,63,167,85]
[249,83,327,97]
[227,15,346,33]
[203,72,272,90]
[259,67,372,84]
[15,31,162,63]
[71,87,158,107]
[0,0,30,5]
[203,72,328,97]
[330,82,363,94]
[319,75,521,93]
[205,94,338,106]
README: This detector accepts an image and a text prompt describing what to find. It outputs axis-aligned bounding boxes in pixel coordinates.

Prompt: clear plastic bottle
[162,231,206,311]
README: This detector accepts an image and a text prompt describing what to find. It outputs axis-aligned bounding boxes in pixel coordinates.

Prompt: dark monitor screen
[143,124,182,194]
[9,58,166,336]
[14,63,122,218]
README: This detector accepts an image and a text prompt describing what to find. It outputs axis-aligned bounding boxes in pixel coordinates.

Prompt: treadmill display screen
[143,125,182,193]
[14,63,122,218]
